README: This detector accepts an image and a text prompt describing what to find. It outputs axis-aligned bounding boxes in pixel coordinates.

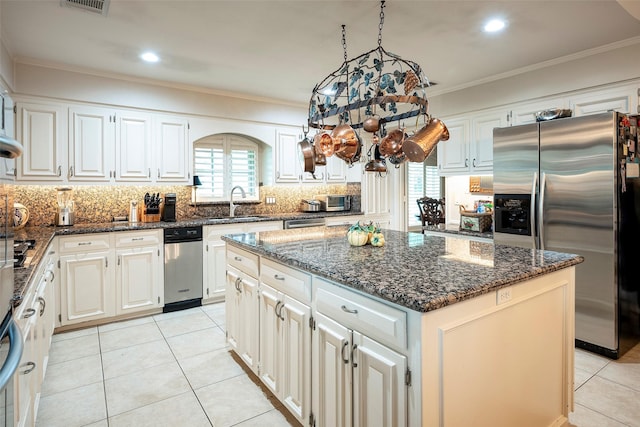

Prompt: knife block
[141,208,160,223]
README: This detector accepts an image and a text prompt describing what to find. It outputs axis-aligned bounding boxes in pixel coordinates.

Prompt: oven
[0,97,24,426]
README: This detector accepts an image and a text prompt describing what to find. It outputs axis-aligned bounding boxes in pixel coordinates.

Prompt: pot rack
[303,1,441,173]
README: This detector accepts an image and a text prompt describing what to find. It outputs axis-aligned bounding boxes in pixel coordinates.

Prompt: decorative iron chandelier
[299,1,449,177]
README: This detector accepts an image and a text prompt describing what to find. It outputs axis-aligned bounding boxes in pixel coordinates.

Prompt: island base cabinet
[312,312,407,427]
[259,283,311,425]
[420,269,575,427]
[225,267,259,375]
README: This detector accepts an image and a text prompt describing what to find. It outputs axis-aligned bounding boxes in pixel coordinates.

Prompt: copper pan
[331,124,359,155]
[314,132,335,157]
[379,128,406,157]
[402,118,450,162]
[298,137,315,173]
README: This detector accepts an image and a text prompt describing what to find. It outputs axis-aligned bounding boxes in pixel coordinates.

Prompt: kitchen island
[222,226,583,427]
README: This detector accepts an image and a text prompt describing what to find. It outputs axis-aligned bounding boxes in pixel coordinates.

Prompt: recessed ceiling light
[140,51,160,63]
[484,19,506,33]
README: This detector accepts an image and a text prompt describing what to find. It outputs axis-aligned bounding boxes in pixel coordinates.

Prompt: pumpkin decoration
[347,222,369,246]
[371,225,385,247]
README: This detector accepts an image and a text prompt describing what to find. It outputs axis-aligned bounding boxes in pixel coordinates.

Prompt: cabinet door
[1,94,16,180]
[471,111,506,172]
[238,273,259,374]
[115,111,152,181]
[570,86,636,116]
[325,155,347,183]
[275,129,301,183]
[281,295,311,424]
[352,332,407,427]
[362,171,390,216]
[204,225,244,302]
[68,106,114,181]
[511,98,567,125]
[115,246,162,315]
[259,283,282,395]
[60,251,114,324]
[225,269,242,352]
[16,102,66,181]
[15,313,36,427]
[313,312,352,427]
[155,115,189,182]
[437,118,469,175]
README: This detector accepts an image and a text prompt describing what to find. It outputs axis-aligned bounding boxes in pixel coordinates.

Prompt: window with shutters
[194,134,259,201]
[407,155,443,226]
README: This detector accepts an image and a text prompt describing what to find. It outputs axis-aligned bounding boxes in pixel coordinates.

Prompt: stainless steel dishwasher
[163,226,203,312]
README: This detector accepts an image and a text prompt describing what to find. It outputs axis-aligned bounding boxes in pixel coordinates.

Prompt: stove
[14,239,35,269]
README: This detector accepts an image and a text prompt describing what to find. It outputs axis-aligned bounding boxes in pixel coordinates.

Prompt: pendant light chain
[378,0,386,47]
[342,24,348,63]
[342,24,350,124]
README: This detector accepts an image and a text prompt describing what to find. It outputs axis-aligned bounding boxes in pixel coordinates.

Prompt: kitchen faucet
[229,186,246,217]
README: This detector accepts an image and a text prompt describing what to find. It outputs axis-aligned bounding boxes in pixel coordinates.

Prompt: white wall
[428,40,640,118]
[13,62,307,128]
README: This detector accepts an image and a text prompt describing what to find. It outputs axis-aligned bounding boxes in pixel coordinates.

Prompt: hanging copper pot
[379,128,406,157]
[364,145,387,173]
[363,115,381,133]
[331,124,359,155]
[298,137,316,173]
[402,118,450,162]
[315,132,335,157]
[335,131,362,164]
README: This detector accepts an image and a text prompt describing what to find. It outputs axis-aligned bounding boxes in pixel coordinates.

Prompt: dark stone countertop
[222,226,583,313]
[11,211,364,305]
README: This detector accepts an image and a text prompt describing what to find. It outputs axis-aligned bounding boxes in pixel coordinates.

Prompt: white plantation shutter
[193,135,259,201]
[230,148,257,197]
[407,163,442,226]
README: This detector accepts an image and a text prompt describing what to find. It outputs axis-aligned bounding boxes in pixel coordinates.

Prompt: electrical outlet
[496,287,512,305]
[266,197,276,205]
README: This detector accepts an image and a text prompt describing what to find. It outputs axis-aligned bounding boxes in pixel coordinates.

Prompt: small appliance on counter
[55,187,74,226]
[300,199,321,212]
[162,193,177,222]
[129,200,139,223]
[314,194,351,211]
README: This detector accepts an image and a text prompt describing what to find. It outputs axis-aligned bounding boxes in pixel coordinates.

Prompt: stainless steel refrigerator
[493,111,640,359]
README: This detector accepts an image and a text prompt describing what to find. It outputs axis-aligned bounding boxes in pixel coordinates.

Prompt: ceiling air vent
[60,0,110,16]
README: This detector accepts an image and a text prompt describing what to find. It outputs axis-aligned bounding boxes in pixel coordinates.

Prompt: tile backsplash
[15,183,361,227]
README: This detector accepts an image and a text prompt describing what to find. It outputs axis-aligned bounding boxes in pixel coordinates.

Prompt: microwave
[314,194,351,212]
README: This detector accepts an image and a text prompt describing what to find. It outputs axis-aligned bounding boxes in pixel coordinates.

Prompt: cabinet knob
[340,305,358,314]
[464,159,468,167]
[23,308,36,319]
[57,165,62,177]
[473,158,477,167]
[20,361,36,375]
[38,297,46,317]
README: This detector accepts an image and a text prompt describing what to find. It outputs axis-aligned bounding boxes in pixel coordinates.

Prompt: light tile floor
[36,303,298,427]
[37,303,640,427]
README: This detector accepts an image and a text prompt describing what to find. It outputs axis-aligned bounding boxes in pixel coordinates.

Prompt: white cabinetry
[114,230,163,315]
[1,93,16,180]
[438,111,505,175]
[58,230,163,326]
[115,111,153,181]
[313,279,407,427]
[259,259,312,425]
[275,129,302,183]
[204,221,282,303]
[13,243,57,427]
[225,246,260,374]
[155,115,190,182]
[510,98,568,125]
[16,101,66,181]
[58,234,114,325]
[68,106,114,181]
[361,169,391,227]
[569,85,636,116]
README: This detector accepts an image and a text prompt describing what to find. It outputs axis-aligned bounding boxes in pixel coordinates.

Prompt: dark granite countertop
[11,211,364,305]
[222,226,583,313]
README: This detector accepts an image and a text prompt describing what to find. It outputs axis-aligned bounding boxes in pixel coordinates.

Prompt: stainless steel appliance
[314,194,351,212]
[493,112,640,358]
[284,217,326,229]
[0,101,23,425]
[55,187,74,226]
[300,199,321,212]
[163,226,203,312]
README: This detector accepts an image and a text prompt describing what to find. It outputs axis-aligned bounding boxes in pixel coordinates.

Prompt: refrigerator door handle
[531,171,538,248]
[538,172,547,251]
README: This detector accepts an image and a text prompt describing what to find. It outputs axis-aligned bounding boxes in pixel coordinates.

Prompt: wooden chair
[416,197,445,233]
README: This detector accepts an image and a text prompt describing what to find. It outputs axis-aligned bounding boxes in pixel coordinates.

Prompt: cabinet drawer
[260,258,311,304]
[58,234,111,254]
[115,229,162,248]
[315,278,407,349]
[227,246,259,278]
